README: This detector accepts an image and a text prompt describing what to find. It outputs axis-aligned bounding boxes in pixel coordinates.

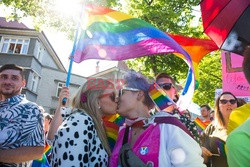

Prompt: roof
[117,61,129,71]
[0,17,66,71]
[0,17,30,30]
[90,61,128,77]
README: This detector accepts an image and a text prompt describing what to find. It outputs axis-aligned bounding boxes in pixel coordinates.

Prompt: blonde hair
[71,78,112,155]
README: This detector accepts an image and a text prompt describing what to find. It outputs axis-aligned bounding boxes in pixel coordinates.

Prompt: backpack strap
[122,126,130,145]
[154,116,194,138]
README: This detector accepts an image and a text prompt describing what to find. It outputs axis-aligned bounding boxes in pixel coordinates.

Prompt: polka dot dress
[50,109,108,167]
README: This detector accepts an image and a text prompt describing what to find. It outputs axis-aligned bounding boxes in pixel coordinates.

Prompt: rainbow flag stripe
[44,143,52,157]
[73,5,192,64]
[194,117,207,133]
[216,139,227,157]
[102,114,125,150]
[31,142,51,167]
[167,33,219,82]
[72,5,196,111]
[148,83,175,111]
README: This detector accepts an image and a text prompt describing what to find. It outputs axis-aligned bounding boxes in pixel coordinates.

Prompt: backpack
[118,116,193,167]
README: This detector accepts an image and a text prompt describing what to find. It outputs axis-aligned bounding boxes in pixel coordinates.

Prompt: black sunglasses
[158,83,174,91]
[219,99,237,105]
[99,92,116,102]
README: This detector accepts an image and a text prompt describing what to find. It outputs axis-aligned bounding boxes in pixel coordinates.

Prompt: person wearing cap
[109,70,205,167]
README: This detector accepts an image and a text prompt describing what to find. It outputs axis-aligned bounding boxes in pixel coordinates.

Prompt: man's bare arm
[0,146,44,163]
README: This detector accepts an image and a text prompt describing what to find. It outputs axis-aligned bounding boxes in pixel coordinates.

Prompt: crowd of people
[0,45,249,166]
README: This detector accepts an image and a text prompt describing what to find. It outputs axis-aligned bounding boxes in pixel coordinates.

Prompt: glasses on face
[219,99,237,105]
[158,83,174,91]
[118,87,140,97]
[99,92,116,102]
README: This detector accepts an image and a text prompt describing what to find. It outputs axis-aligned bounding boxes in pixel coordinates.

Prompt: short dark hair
[243,45,250,83]
[44,113,53,123]
[155,73,176,85]
[0,64,24,79]
[200,104,211,111]
[237,98,247,107]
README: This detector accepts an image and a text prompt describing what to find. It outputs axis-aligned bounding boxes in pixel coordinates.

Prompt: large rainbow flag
[167,33,219,81]
[72,5,196,111]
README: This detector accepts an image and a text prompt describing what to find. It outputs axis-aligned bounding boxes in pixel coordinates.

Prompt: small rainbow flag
[194,117,207,133]
[44,142,52,158]
[216,139,227,157]
[148,83,175,111]
[102,114,125,150]
[32,154,50,167]
[31,142,51,167]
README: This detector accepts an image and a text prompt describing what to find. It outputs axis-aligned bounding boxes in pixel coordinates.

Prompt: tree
[124,0,221,106]
[193,51,222,107]
[0,0,120,39]
[0,0,222,106]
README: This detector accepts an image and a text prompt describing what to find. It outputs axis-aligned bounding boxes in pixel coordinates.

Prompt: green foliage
[193,51,222,107]
[124,0,221,106]
[127,54,188,83]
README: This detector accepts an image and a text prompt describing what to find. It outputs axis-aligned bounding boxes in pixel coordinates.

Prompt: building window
[36,45,42,60]
[31,73,39,92]
[0,37,29,54]
[56,82,64,97]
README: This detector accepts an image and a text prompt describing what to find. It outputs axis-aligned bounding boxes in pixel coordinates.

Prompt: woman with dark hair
[202,92,238,167]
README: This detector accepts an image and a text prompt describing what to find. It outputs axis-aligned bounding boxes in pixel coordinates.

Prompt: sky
[0,3,118,77]
[43,29,118,77]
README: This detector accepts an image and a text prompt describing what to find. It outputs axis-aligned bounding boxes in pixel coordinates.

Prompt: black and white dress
[50,108,108,167]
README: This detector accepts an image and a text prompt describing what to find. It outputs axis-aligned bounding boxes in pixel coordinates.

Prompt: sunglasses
[158,83,174,91]
[99,92,116,102]
[118,87,140,97]
[219,99,237,105]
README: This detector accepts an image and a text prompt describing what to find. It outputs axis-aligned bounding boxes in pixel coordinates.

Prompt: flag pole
[62,3,85,105]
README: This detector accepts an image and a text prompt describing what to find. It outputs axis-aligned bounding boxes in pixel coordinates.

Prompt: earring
[98,106,101,110]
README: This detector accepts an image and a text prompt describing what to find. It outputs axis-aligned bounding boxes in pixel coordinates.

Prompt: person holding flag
[50,78,119,166]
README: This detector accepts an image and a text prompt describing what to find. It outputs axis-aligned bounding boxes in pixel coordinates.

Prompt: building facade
[0,17,129,114]
[0,17,85,114]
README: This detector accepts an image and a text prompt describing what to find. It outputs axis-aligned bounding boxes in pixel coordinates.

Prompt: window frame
[56,82,65,97]
[31,72,40,92]
[0,36,30,54]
